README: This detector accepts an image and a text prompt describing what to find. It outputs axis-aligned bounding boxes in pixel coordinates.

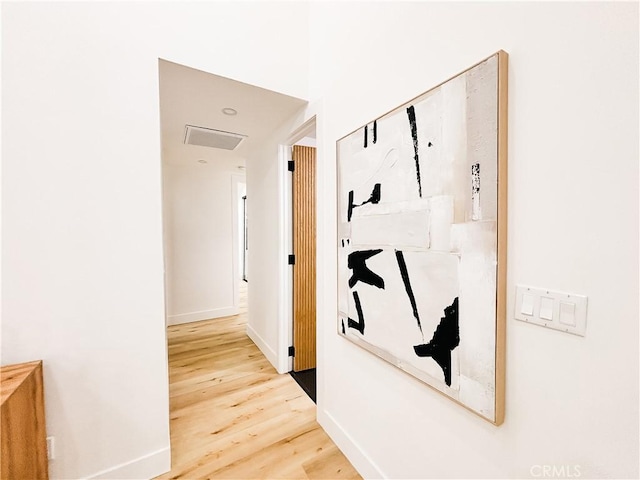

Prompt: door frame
[277,116,317,374]
[231,174,246,314]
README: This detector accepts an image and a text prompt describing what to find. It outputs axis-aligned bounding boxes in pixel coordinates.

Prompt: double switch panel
[514,285,587,336]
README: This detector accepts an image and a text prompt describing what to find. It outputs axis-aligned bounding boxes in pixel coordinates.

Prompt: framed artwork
[336,51,508,425]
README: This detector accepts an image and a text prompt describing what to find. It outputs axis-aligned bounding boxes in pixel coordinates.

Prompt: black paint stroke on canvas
[471,163,481,220]
[364,125,368,148]
[395,250,423,339]
[373,120,377,144]
[347,291,366,334]
[347,183,381,222]
[348,249,384,289]
[414,297,460,386]
[341,318,346,334]
[471,163,480,195]
[406,105,422,197]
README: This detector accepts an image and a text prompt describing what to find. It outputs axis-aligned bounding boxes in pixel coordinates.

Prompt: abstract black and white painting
[337,52,508,424]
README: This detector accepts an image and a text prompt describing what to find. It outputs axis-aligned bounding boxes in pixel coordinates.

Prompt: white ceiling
[159,60,307,169]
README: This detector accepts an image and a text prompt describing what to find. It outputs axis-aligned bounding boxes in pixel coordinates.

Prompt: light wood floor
[156,284,361,480]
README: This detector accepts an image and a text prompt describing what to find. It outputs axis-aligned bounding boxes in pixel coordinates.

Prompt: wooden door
[292,145,316,372]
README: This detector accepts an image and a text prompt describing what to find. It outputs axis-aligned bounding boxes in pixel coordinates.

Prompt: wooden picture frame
[336,51,508,425]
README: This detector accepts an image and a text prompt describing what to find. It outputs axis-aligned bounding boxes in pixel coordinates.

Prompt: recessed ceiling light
[222,107,237,116]
[198,159,207,164]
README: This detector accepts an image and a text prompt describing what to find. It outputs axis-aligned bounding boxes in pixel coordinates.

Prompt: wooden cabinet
[1,361,49,480]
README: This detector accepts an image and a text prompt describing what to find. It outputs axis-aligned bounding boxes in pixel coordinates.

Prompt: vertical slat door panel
[292,145,316,372]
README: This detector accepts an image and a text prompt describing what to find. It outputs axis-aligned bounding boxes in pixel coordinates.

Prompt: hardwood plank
[303,445,361,480]
[157,284,360,480]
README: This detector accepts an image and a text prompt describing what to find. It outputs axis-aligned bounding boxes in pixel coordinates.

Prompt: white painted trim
[167,306,238,325]
[277,144,294,374]
[85,446,170,480]
[287,116,317,145]
[246,323,279,371]
[294,136,316,148]
[231,174,245,312]
[317,408,385,480]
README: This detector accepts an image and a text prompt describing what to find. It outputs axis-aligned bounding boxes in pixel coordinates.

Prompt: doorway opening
[158,58,310,471]
[283,117,317,403]
[241,194,248,283]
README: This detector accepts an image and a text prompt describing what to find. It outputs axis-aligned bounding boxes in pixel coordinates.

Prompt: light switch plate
[515,285,588,336]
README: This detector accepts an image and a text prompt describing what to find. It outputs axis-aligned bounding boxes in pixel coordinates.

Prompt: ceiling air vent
[184,125,247,150]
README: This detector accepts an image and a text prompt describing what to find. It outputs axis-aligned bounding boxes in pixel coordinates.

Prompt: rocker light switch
[521,294,534,316]
[559,302,576,326]
[540,297,554,321]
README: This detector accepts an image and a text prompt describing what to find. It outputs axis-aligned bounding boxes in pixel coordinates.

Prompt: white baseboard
[86,446,170,480]
[246,324,279,371]
[167,306,239,325]
[317,408,386,479]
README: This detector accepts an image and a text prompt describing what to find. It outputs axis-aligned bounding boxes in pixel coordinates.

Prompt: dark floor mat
[289,368,316,404]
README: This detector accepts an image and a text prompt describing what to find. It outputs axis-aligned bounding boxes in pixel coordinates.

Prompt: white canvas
[337,53,503,423]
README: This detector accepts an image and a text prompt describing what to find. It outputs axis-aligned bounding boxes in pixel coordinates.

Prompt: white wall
[1,2,309,479]
[310,2,639,479]
[163,164,244,325]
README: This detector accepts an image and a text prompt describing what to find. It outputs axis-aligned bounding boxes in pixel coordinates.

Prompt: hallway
[156,286,360,479]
